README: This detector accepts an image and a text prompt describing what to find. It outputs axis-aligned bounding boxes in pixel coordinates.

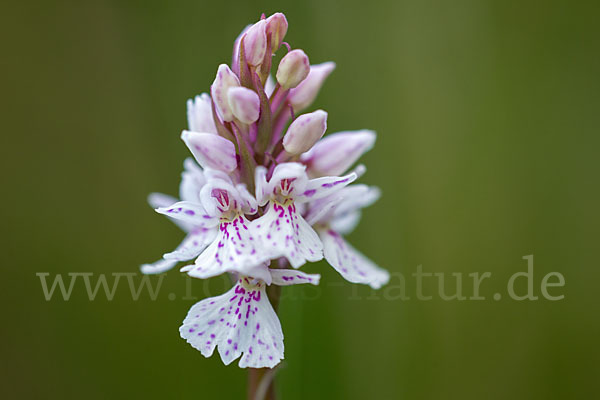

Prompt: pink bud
[227,87,260,124]
[288,62,336,112]
[243,19,267,67]
[231,24,251,75]
[181,130,237,173]
[210,64,240,122]
[283,110,328,155]
[300,130,376,176]
[265,13,288,51]
[276,49,310,89]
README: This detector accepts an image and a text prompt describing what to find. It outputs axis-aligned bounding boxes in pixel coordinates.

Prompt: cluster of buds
[142,12,389,369]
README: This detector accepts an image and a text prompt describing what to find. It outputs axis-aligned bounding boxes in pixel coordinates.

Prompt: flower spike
[142,12,389,374]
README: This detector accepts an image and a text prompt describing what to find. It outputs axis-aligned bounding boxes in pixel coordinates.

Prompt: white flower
[180,268,320,368]
[179,172,272,282]
[306,184,390,289]
[141,159,217,275]
[252,162,357,268]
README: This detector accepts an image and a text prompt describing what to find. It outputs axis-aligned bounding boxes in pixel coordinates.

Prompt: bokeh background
[2,0,599,399]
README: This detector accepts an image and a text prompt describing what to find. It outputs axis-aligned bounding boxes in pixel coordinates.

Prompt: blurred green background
[2,0,599,398]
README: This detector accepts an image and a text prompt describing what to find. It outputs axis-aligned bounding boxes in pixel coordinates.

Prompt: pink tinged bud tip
[288,62,336,112]
[265,13,288,51]
[301,130,376,176]
[228,87,260,124]
[232,24,251,75]
[211,64,241,122]
[283,110,328,155]
[243,19,267,67]
[276,49,310,90]
[181,130,237,173]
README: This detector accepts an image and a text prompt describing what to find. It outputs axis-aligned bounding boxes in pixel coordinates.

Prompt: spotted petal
[252,201,323,268]
[147,192,192,233]
[163,228,218,262]
[319,229,389,289]
[297,172,357,202]
[155,201,218,228]
[181,215,271,281]
[180,278,284,368]
[270,269,321,286]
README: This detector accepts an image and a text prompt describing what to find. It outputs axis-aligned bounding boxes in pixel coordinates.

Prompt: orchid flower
[141,158,217,275]
[180,267,319,368]
[141,12,390,379]
[253,162,356,268]
[177,172,273,282]
[306,184,390,289]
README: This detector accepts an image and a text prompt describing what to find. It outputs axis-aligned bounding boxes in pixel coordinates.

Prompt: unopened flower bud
[210,64,240,122]
[288,62,336,112]
[243,19,267,67]
[231,24,251,75]
[276,49,310,90]
[283,110,328,155]
[228,87,260,124]
[265,13,288,51]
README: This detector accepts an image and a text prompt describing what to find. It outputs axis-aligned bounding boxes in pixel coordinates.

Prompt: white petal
[265,75,276,97]
[179,158,206,203]
[180,279,284,368]
[155,201,218,228]
[330,210,361,235]
[270,163,308,190]
[199,177,253,217]
[181,130,237,173]
[254,166,269,206]
[147,192,192,232]
[140,258,178,275]
[147,192,177,209]
[163,228,218,262]
[301,130,376,177]
[305,184,379,228]
[319,229,390,289]
[235,184,258,215]
[270,269,320,286]
[182,215,271,281]
[244,263,273,286]
[252,201,323,269]
[333,186,380,219]
[297,172,357,202]
[187,93,218,134]
[266,162,309,199]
